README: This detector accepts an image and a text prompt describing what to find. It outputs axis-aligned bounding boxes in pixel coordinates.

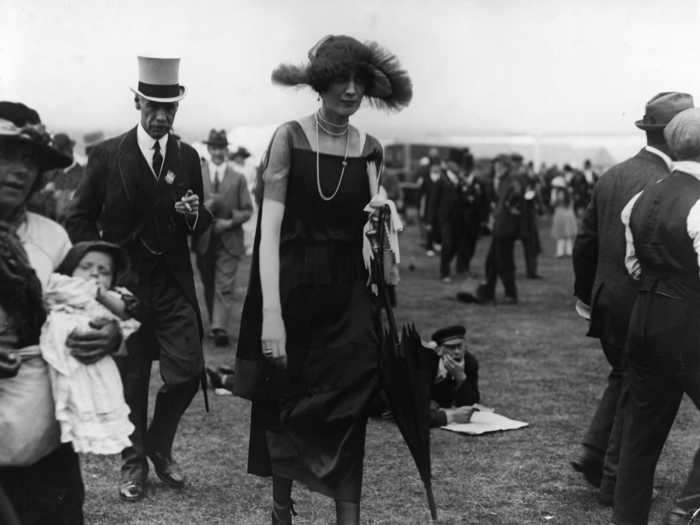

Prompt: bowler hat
[229,146,251,160]
[0,101,72,171]
[431,325,466,346]
[52,133,75,154]
[635,92,694,130]
[130,56,186,103]
[204,129,229,148]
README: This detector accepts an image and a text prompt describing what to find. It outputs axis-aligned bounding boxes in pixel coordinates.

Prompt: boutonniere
[164,171,176,185]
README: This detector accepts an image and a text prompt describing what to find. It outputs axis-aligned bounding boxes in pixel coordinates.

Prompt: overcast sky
[3,0,700,143]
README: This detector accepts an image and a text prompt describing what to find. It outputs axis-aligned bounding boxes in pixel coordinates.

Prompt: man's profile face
[135,96,178,139]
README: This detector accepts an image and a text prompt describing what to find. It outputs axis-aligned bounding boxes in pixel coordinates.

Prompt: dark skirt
[240,276,379,501]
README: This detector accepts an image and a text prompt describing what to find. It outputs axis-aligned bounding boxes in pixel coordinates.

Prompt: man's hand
[447,406,475,424]
[443,355,466,384]
[0,349,21,378]
[174,190,200,216]
[66,317,123,365]
[213,218,233,235]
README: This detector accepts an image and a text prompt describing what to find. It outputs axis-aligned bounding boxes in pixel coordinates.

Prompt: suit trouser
[456,219,479,274]
[482,235,517,298]
[582,339,626,485]
[118,269,202,482]
[0,443,84,525]
[197,238,240,334]
[521,233,540,277]
[439,218,460,278]
[613,292,700,525]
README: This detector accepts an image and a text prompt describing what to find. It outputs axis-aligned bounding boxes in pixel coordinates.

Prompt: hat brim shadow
[130,86,186,103]
[635,120,668,131]
[0,134,72,171]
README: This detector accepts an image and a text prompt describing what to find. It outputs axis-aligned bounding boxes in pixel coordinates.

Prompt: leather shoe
[571,453,602,488]
[663,506,700,525]
[119,479,145,502]
[147,450,185,488]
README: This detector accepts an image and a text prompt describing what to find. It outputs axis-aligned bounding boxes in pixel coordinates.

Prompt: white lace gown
[40,273,138,455]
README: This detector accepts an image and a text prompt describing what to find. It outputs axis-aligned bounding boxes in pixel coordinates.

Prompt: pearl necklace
[316,110,349,136]
[315,113,350,201]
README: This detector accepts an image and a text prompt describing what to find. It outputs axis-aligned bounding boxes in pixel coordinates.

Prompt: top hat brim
[0,132,72,171]
[130,86,186,103]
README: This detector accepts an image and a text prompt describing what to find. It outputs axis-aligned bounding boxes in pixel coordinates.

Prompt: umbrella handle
[368,206,399,346]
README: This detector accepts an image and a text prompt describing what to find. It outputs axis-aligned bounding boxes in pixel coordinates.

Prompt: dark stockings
[271,476,360,524]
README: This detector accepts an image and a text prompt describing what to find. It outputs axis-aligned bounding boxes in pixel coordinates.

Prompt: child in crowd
[550,176,578,258]
[40,241,139,454]
[428,324,480,427]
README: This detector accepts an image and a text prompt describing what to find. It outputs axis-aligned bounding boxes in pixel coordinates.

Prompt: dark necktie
[213,170,220,193]
[152,140,163,178]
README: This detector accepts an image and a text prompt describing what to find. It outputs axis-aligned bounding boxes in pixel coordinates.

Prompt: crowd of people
[1,32,700,525]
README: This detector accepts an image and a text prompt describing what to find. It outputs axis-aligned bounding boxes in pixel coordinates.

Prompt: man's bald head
[665,108,700,161]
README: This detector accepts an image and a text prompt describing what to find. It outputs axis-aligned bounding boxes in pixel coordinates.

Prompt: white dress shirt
[208,160,227,188]
[136,123,168,179]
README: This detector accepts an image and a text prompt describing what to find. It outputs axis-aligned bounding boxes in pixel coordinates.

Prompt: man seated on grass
[428,325,480,427]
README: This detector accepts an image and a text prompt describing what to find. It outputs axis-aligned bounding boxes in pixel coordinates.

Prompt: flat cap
[664,107,700,161]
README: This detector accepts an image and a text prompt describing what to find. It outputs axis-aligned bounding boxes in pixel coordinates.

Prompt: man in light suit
[571,92,694,505]
[66,56,212,502]
[195,130,253,347]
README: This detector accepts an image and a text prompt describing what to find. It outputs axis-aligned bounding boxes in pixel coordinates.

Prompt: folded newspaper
[441,406,529,435]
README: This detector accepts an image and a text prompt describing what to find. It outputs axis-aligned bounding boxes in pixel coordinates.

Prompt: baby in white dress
[40,241,138,455]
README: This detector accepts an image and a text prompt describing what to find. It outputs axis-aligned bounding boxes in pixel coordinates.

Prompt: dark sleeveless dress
[234,121,382,501]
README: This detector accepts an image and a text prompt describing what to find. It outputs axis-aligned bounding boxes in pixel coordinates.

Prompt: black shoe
[147,450,185,489]
[119,479,145,502]
[272,499,297,525]
[206,367,224,390]
[571,453,603,488]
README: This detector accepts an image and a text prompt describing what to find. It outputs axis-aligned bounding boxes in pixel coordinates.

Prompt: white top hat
[130,56,186,103]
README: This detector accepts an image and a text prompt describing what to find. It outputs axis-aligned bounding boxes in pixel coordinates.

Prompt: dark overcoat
[573,148,670,347]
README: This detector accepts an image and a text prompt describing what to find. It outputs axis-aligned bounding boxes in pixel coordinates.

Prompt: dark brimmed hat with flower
[0,101,72,171]
[271,35,413,111]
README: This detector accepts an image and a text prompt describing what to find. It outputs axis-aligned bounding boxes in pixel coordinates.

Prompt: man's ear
[134,96,142,110]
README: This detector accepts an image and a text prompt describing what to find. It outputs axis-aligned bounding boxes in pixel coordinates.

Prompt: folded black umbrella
[367,205,439,521]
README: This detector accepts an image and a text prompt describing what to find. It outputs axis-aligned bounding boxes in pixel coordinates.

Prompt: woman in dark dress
[234,35,411,524]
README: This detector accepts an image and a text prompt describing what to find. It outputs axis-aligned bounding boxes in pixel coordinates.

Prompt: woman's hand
[66,317,123,365]
[0,349,21,378]
[261,309,287,368]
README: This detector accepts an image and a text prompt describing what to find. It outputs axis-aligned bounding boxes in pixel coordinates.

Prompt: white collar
[672,161,700,181]
[644,145,673,171]
[136,123,168,171]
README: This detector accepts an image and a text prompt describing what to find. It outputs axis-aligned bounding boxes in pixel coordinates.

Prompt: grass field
[81,218,700,524]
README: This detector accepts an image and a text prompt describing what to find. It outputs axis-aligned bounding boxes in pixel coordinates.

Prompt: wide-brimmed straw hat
[635,92,694,130]
[130,56,186,103]
[271,34,412,111]
[0,101,72,171]
[203,129,229,148]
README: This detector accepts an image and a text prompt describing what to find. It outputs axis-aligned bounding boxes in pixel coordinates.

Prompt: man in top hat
[613,106,700,525]
[571,91,693,506]
[431,148,468,282]
[65,56,212,502]
[427,325,480,427]
[475,154,524,303]
[194,130,253,347]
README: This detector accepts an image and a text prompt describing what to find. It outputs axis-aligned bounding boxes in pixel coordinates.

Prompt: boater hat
[130,56,186,103]
[635,92,694,130]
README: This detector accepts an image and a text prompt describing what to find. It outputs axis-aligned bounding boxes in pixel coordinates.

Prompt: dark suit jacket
[65,127,212,321]
[492,172,524,239]
[430,172,462,225]
[573,148,670,347]
[195,162,253,256]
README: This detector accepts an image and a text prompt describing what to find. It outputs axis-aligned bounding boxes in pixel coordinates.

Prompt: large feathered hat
[271,35,412,111]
